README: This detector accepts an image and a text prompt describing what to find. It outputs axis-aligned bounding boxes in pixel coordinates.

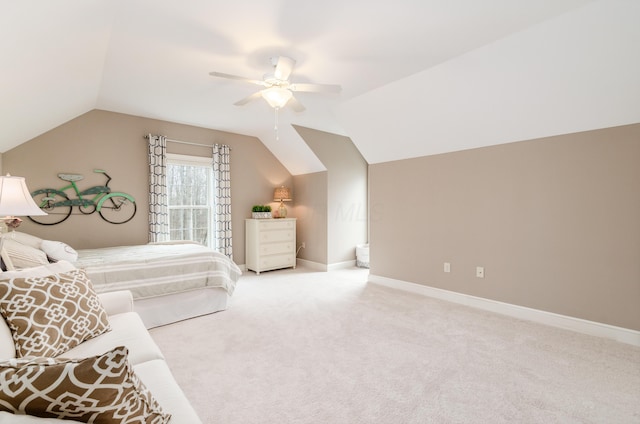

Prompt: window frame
[166,153,214,248]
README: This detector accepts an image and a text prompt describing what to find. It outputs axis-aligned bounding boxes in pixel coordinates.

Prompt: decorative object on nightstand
[0,174,47,270]
[273,186,291,218]
[245,218,296,274]
[251,205,272,219]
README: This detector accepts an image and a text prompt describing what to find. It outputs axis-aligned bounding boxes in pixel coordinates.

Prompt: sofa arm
[98,290,134,316]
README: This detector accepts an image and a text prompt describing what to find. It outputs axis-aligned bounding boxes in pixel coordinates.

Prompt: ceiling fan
[209,56,341,112]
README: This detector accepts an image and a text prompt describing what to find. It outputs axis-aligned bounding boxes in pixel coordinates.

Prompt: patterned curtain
[147,134,169,243]
[212,144,233,259]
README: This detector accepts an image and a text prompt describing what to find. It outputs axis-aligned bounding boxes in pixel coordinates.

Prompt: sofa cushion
[0,316,14,360]
[64,312,164,366]
[0,268,110,358]
[133,359,204,424]
[0,345,171,423]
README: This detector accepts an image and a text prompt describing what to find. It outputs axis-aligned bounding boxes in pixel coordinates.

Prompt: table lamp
[0,174,47,270]
[273,186,292,218]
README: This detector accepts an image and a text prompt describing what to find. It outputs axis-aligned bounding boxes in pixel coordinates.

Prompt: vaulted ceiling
[2,0,638,175]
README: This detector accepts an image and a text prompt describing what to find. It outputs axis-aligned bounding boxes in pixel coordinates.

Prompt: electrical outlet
[301,242,306,249]
[444,262,451,273]
[476,266,484,278]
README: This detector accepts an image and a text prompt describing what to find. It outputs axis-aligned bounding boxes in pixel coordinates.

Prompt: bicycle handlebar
[93,169,111,186]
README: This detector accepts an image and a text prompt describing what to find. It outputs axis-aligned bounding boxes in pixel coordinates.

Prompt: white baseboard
[368,274,640,347]
[296,258,327,271]
[328,259,356,271]
[296,259,358,272]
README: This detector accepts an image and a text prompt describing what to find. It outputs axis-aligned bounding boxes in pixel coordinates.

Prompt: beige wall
[292,171,328,264]
[1,109,292,264]
[294,125,368,265]
[5,109,636,332]
[369,123,640,331]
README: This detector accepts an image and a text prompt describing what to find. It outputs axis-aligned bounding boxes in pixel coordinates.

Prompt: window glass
[167,154,213,248]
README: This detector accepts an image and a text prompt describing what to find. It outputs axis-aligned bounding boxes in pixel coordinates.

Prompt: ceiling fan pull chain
[274,107,280,140]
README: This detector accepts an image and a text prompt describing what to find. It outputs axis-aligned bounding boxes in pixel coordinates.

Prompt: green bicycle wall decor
[28,169,136,225]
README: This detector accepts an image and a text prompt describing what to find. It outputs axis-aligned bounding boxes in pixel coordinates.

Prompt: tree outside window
[167,154,213,248]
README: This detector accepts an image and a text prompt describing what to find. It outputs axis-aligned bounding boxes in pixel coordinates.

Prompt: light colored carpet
[149,267,640,423]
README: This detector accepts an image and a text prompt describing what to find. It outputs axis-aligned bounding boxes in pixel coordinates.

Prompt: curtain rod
[144,134,230,149]
[167,138,212,148]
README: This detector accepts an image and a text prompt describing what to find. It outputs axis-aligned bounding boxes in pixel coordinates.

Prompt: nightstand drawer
[259,220,295,231]
[260,242,293,256]
[259,230,294,243]
[259,253,295,270]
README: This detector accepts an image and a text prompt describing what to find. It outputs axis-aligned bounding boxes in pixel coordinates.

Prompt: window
[167,154,214,248]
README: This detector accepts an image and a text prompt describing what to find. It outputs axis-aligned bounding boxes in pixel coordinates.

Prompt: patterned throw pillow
[0,345,171,423]
[0,268,111,358]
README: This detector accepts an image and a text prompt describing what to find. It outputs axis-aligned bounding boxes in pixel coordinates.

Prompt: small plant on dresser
[251,205,272,219]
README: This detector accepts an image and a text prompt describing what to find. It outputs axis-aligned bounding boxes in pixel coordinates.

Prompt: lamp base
[278,202,288,218]
[0,218,17,271]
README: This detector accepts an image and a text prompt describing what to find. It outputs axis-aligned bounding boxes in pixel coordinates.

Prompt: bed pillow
[1,238,49,269]
[41,239,79,262]
[0,268,110,358]
[0,345,171,423]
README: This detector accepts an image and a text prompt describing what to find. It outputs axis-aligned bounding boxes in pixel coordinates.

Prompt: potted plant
[251,205,272,219]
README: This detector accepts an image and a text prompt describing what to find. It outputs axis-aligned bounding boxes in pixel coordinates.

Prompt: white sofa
[0,289,202,423]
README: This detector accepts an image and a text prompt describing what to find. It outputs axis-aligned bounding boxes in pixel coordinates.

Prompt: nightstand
[245,218,296,274]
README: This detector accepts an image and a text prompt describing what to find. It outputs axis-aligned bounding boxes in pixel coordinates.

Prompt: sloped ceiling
[2,0,638,175]
[337,0,640,163]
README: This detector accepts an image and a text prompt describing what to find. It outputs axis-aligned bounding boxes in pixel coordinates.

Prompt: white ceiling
[2,0,638,175]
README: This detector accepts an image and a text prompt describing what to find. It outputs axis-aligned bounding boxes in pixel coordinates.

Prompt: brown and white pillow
[0,268,110,357]
[0,345,171,423]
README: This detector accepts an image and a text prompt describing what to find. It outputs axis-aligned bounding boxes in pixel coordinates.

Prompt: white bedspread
[74,242,242,300]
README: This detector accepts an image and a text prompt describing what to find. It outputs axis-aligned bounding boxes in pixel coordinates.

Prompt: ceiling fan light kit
[261,87,293,109]
[210,55,341,141]
[209,56,341,112]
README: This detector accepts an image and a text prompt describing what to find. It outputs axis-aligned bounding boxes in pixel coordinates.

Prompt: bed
[0,233,242,329]
[73,242,242,328]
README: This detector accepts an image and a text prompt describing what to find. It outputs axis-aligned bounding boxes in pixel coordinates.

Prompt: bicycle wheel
[28,190,72,225]
[98,195,136,224]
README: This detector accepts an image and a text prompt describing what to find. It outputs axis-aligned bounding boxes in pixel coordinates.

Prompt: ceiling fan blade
[288,96,306,112]
[233,91,263,106]
[209,71,266,87]
[289,83,342,94]
[274,56,296,81]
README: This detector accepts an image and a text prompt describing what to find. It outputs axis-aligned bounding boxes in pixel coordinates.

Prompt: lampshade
[0,175,47,216]
[273,186,292,202]
[261,87,293,109]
